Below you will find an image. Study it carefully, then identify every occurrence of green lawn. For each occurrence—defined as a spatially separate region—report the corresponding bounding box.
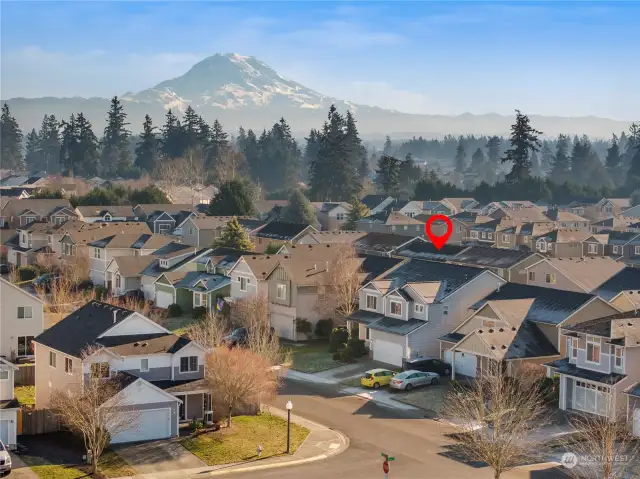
[163,314,198,336]
[15,385,35,408]
[21,450,134,479]
[181,414,310,466]
[288,342,343,373]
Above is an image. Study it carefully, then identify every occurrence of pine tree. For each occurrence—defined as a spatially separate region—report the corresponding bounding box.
[345,110,368,185]
[196,115,211,150]
[454,137,466,173]
[549,134,571,183]
[343,197,370,230]
[214,217,254,251]
[530,150,541,177]
[605,134,624,187]
[236,127,247,152]
[161,109,185,159]
[25,129,41,171]
[207,119,229,168]
[74,113,100,177]
[303,128,322,182]
[209,179,255,216]
[59,114,77,176]
[486,136,501,166]
[470,148,485,172]
[134,115,160,173]
[1,103,25,171]
[626,123,640,187]
[502,110,542,182]
[38,114,61,173]
[243,129,261,181]
[375,155,401,195]
[101,96,132,176]
[282,189,316,225]
[182,106,200,150]
[399,153,420,191]
[383,136,393,155]
[540,141,553,176]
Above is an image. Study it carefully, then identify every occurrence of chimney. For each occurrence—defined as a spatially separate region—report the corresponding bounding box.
[113,310,117,324]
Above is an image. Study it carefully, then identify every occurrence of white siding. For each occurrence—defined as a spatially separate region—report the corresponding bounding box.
[99,313,166,337]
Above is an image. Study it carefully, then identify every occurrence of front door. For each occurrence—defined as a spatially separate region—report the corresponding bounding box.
[204,393,213,424]
[175,394,186,421]
[16,253,22,268]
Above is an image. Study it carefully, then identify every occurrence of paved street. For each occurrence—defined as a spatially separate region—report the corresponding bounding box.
[230,378,569,479]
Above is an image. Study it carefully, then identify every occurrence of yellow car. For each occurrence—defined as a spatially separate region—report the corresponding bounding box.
[361,368,396,389]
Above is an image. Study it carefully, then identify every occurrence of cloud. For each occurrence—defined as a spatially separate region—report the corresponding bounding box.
[332,81,436,114]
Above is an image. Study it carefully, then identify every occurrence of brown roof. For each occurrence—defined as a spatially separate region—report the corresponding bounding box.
[76,206,136,217]
[111,256,156,277]
[253,200,288,214]
[241,255,281,279]
[136,204,197,214]
[372,280,393,294]
[25,219,89,235]
[296,231,367,244]
[1,198,72,217]
[274,256,365,286]
[488,298,536,327]
[405,282,441,303]
[385,212,424,225]
[190,215,257,230]
[546,257,626,292]
[65,222,151,246]
[545,210,589,223]
[102,334,189,356]
[500,206,549,223]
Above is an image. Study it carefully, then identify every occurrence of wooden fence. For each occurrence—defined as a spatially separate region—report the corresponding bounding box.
[18,409,60,435]
[14,364,35,386]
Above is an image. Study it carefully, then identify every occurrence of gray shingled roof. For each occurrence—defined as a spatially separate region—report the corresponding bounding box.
[173,271,231,292]
[547,358,626,385]
[349,310,426,336]
[596,268,640,301]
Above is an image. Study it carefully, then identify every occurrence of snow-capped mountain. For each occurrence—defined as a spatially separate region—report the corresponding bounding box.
[3,53,634,137]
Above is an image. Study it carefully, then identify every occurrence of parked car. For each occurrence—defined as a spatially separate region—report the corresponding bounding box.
[390,370,440,391]
[0,264,10,275]
[32,273,62,291]
[0,440,11,475]
[361,368,396,389]
[123,289,145,302]
[222,327,248,348]
[402,357,451,376]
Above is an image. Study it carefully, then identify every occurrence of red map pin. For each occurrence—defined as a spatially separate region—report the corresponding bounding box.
[425,214,453,250]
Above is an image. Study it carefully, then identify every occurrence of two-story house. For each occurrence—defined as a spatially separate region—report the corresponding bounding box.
[132,204,198,235]
[0,199,75,229]
[393,200,424,218]
[522,257,625,293]
[356,211,425,237]
[311,202,351,230]
[440,198,479,214]
[603,232,640,262]
[253,221,316,252]
[75,206,139,223]
[591,216,638,233]
[33,301,209,443]
[360,195,395,215]
[347,259,505,366]
[596,267,640,312]
[0,358,19,448]
[440,283,618,379]
[546,310,640,419]
[0,277,44,360]
[417,201,454,217]
[181,216,265,248]
[544,209,591,230]
[532,229,602,257]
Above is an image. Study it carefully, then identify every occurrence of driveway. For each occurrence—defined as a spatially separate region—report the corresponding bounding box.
[8,454,39,479]
[114,437,206,474]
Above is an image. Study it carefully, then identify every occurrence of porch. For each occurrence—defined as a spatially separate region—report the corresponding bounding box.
[151,378,214,424]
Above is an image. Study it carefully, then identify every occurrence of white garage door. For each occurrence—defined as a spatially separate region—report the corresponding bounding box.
[0,420,9,445]
[634,409,640,437]
[110,408,172,444]
[444,350,477,378]
[270,313,295,340]
[373,340,404,367]
[155,290,174,309]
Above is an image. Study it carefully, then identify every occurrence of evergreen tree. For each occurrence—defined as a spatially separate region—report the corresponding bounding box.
[181,106,200,150]
[383,136,393,155]
[343,197,370,230]
[261,118,300,192]
[303,128,322,181]
[605,134,624,187]
[540,141,553,176]
[73,113,100,177]
[129,186,170,204]
[486,136,501,166]
[345,110,368,184]
[207,119,229,168]
[282,189,316,225]
[454,137,466,173]
[38,114,61,173]
[549,134,571,183]
[399,152,420,191]
[530,150,541,177]
[161,109,185,159]
[209,179,255,216]
[134,115,160,173]
[502,110,542,182]
[0,103,25,171]
[101,96,132,176]
[236,127,247,152]
[25,129,41,171]
[375,155,401,195]
[470,148,486,172]
[196,115,211,150]
[59,115,77,176]
[243,129,261,180]
[626,124,640,188]
[214,217,254,251]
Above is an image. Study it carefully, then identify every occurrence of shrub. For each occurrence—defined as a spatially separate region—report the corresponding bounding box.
[94,285,108,300]
[347,338,367,357]
[192,306,207,319]
[295,318,312,334]
[339,344,355,362]
[190,418,204,432]
[332,351,342,360]
[538,376,560,403]
[18,265,38,282]
[329,327,349,352]
[167,303,183,317]
[350,323,359,339]
[314,318,333,339]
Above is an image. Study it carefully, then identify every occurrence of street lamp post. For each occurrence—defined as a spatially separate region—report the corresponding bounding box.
[286,400,293,454]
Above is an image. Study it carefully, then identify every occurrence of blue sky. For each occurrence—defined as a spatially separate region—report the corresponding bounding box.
[1,1,638,119]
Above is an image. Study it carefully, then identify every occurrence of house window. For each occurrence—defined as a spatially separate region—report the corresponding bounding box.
[482,319,497,328]
[21,233,27,244]
[63,243,75,256]
[470,231,478,239]
[18,306,33,319]
[481,232,486,239]
[17,336,34,356]
[487,233,493,240]
[180,356,198,373]
[537,240,547,252]
[91,362,110,378]
[0,370,8,381]
[588,244,597,254]
[614,347,624,369]
[545,273,556,284]
[65,357,73,374]
[566,337,578,359]
[25,216,36,225]
[54,216,66,225]
[605,206,613,213]
[103,214,111,222]
[239,276,249,292]
[49,351,57,368]
[415,303,425,314]
[390,301,402,316]
[94,248,101,259]
[635,246,640,255]
[457,226,463,233]
[443,305,449,315]
[115,275,121,288]
[276,283,287,300]
[613,245,620,254]
[189,227,194,235]
[141,358,149,372]
[391,226,396,232]
[502,234,510,242]
[336,213,345,221]
[528,271,536,281]
[403,225,408,231]
[586,335,601,363]
[194,293,208,307]
[366,294,378,311]
[160,259,169,268]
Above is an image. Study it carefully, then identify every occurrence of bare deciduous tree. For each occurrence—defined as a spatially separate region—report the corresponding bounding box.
[60,248,90,283]
[153,151,208,202]
[561,399,638,479]
[183,311,231,349]
[35,251,59,273]
[49,347,140,474]
[212,149,247,185]
[443,362,550,479]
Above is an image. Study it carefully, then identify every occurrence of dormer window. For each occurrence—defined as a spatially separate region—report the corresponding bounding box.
[160,259,169,268]
[366,294,378,311]
[103,214,111,221]
[390,300,402,316]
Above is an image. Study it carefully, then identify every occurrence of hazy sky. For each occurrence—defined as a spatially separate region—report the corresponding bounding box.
[1,1,638,120]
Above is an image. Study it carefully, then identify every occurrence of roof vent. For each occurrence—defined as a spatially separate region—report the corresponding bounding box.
[141,342,148,347]
[511,326,517,331]
[501,345,507,349]
[478,329,483,334]
[133,342,140,347]
[113,310,117,324]
[488,328,494,333]
[499,328,504,332]
[491,346,496,350]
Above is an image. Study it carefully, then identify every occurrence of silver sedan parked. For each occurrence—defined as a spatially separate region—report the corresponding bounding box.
[389,369,440,391]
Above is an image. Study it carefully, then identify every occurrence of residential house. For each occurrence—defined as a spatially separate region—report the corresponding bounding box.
[0,199,76,229]
[544,209,591,230]
[440,283,618,379]
[0,358,19,448]
[105,256,157,296]
[87,231,170,286]
[75,206,139,223]
[0,277,44,360]
[603,231,640,262]
[430,211,493,245]
[253,221,316,252]
[591,216,638,233]
[440,198,479,214]
[590,198,631,220]
[522,257,626,293]
[195,247,259,277]
[532,229,604,257]
[393,200,423,218]
[132,204,197,235]
[296,230,367,246]
[625,383,640,436]
[181,216,264,248]
[347,259,505,366]
[354,233,426,257]
[253,200,289,221]
[546,310,639,419]
[596,268,640,312]
[619,204,640,218]
[480,201,539,217]
[33,301,209,442]
[360,195,395,214]
[356,210,424,237]
[155,271,230,313]
[418,201,453,216]
[311,202,351,230]
[0,229,16,258]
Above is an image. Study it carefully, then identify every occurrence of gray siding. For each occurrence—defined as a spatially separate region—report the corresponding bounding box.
[173,364,205,380]
[186,394,204,421]
[121,367,172,381]
[407,323,432,359]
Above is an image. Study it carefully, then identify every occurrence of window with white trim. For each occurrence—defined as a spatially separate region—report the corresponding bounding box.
[115,275,121,288]
[502,234,510,242]
[613,245,620,254]
[481,232,487,239]
[586,335,601,363]
[614,346,624,369]
[49,351,57,368]
[414,303,424,314]
[545,273,556,284]
[180,356,198,372]
[91,362,110,378]
[566,337,578,360]
[0,370,8,380]
[18,306,33,319]
[588,244,597,254]
[537,239,547,252]
[94,248,101,259]
[194,292,208,307]
[141,358,149,372]
[390,300,402,316]
[65,357,73,374]
[366,294,378,311]
[276,283,287,300]
[528,271,535,281]
[239,276,249,292]
[470,231,478,239]
[18,336,34,356]
[635,246,640,255]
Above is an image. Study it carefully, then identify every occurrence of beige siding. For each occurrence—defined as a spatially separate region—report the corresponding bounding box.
[535,322,559,350]
[181,220,199,247]
[34,342,80,408]
[611,293,638,312]
[0,280,44,358]
[456,334,492,356]
[370,329,405,347]
[525,261,585,292]
[509,255,542,284]
[553,242,585,258]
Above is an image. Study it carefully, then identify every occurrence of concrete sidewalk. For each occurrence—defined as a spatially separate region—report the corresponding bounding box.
[111,406,349,479]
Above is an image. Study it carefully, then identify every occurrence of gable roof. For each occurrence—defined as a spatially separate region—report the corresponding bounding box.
[302,231,367,244]
[141,247,211,278]
[96,333,191,356]
[535,229,593,243]
[110,256,156,277]
[75,206,137,218]
[596,268,640,301]
[354,233,424,255]
[174,271,231,292]
[363,210,424,225]
[189,215,261,230]
[88,232,170,250]
[0,276,44,305]
[255,221,315,240]
[544,209,589,222]
[543,257,625,292]
[63,222,152,246]
[253,200,288,214]
[135,204,197,215]
[2,198,72,218]
[360,194,391,209]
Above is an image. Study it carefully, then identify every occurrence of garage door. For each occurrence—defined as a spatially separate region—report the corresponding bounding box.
[110,408,172,444]
[155,290,174,309]
[269,313,295,340]
[444,350,477,378]
[0,420,9,445]
[634,409,640,438]
[373,340,404,367]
